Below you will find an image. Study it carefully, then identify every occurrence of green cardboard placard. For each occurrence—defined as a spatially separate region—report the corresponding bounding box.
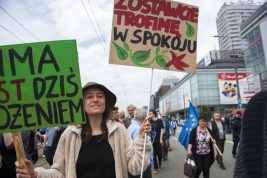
[0,40,85,133]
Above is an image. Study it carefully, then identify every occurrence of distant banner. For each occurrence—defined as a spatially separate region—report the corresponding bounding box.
[0,40,85,133]
[109,0,199,73]
[218,73,254,104]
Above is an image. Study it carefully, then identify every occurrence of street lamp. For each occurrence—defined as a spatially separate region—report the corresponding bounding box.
[213,35,241,103]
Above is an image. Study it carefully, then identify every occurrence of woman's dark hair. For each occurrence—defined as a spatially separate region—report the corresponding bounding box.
[113,106,119,111]
[78,90,112,145]
[149,109,157,115]
[198,115,207,122]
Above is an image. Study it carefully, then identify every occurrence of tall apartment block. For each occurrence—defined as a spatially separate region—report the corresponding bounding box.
[216,0,260,51]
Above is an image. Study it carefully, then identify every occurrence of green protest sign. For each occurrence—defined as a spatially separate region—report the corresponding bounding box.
[0,40,85,133]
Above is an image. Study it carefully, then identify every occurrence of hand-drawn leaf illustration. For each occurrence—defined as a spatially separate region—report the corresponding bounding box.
[162,50,168,54]
[186,22,195,37]
[123,42,130,51]
[156,47,160,55]
[156,56,169,70]
[112,41,128,60]
[133,49,151,63]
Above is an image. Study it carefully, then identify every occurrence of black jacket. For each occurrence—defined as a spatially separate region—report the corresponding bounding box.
[210,121,225,141]
[189,127,215,167]
[231,117,242,137]
[224,117,230,125]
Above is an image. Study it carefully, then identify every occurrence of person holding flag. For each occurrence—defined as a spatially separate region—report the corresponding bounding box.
[178,101,215,178]
[188,115,216,178]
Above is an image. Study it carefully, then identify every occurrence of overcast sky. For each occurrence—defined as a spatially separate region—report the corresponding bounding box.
[0,0,264,112]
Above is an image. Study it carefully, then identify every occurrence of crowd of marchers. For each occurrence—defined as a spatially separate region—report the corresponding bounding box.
[1,82,266,178]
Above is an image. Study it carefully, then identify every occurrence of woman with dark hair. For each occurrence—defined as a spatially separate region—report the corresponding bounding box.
[187,116,216,178]
[15,82,152,178]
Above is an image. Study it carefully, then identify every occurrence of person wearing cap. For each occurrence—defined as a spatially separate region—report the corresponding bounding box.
[15,82,152,178]
[127,108,153,178]
[231,110,242,158]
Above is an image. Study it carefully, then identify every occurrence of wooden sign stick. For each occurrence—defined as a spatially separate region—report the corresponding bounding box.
[205,128,223,156]
[12,132,29,174]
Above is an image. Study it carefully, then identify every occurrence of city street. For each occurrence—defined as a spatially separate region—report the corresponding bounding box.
[34,127,236,177]
[154,128,235,178]
[34,145,50,170]
[1,1,267,177]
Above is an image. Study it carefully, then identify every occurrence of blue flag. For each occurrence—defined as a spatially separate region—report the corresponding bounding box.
[178,101,199,150]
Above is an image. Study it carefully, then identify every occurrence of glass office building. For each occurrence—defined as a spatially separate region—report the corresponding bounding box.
[159,55,251,120]
[241,1,267,92]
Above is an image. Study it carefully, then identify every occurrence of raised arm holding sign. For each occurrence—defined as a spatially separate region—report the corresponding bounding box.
[0,40,84,176]
[108,0,199,176]
[0,40,85,133]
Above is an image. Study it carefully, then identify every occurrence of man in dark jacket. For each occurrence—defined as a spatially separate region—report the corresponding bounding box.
[161,114,172,160]
[125,104,136,128]
[210,112,226,169]
[231,111,242,158]
[150,109,164,174]
[224,116,230,134]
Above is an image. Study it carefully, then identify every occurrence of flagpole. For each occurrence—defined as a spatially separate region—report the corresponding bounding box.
[140,68,154,178]
[205,128,223,156]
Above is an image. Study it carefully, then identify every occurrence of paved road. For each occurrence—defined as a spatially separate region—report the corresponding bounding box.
[34,145,50,169]
[34,128,236,177]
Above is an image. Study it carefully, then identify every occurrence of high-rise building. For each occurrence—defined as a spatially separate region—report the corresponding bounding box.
[216,0,260,51]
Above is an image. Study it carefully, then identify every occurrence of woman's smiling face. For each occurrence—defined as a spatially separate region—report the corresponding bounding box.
[83,87,106,116]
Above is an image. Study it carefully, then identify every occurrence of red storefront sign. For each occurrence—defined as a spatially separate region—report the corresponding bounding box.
[250,38,261,49]
[218,73,246,80]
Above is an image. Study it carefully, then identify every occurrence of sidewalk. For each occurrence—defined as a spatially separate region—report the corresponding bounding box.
[34,143,50,169]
